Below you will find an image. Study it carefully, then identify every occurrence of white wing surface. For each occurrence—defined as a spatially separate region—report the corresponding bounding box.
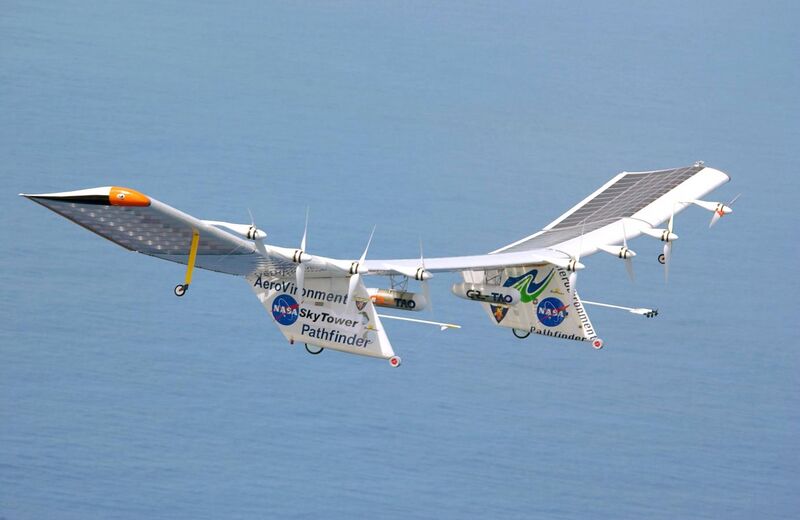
[491,163,729,258]
[24,164,730,280]
[22,186,290,276]
[366,164,730,274]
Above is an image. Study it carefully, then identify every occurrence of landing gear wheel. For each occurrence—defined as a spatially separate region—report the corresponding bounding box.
[657,253,666,265]
[591,338,604,350]
[174,284,187,297]
[305,344,324,355]
[513,328,531,339]
[389,356,402,368]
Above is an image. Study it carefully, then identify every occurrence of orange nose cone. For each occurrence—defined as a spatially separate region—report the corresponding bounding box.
[109,187,151,207]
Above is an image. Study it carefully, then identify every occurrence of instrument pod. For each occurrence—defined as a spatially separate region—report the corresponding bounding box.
[367,288,427,312]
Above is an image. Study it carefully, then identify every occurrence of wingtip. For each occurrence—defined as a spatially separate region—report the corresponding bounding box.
[16,187,150,207]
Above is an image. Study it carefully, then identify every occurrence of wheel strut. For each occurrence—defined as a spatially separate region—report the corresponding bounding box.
[175,229,200,297]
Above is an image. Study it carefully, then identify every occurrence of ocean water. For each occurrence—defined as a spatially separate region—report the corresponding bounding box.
[2,1,798,518]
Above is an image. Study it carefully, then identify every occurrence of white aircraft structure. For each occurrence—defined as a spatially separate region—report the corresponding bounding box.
[22,162,736,367]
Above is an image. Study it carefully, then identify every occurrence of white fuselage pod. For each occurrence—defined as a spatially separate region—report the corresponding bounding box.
[367,288,427,312]
[451,282,520,306]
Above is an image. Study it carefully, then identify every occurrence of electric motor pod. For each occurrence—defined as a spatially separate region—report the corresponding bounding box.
[451,282,520,306]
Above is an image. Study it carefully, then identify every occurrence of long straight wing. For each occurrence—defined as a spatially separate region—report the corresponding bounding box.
[23,164,731,279]
[366,164,730,274]
[22,163,734,364]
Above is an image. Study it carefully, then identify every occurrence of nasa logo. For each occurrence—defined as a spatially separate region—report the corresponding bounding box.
[537,297,569,327]
[272,294,300,326]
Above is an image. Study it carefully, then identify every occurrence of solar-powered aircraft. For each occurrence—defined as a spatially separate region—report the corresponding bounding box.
[22,163,736,367]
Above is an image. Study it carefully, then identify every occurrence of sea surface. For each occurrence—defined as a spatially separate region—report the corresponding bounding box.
[2,1,798,519]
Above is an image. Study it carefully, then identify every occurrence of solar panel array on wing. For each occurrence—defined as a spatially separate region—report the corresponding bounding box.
[31,199,251,256]
[498,165,702,251]
[551,165,701,231]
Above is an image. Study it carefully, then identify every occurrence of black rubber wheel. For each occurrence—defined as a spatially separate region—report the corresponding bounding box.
[174,284,187,297]
[305,344,324,355]
[657,253,666,265]
[512,328,531,339]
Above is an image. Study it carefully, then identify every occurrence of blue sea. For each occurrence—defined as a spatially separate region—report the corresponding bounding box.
[2,1,798,518]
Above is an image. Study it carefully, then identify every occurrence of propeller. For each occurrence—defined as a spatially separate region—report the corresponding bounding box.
[295,209,310,300]
[641,206,679,283]
[622,220,635,282]
[598,220,636,282]
[662,208,675,283]
[567,224,585,293]
[419,239,431,311]
[709,193,740,228]
[248,208,313,299]
[246,208,267,254]
[347,226,376,310]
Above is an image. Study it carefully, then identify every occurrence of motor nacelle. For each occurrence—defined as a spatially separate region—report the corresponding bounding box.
[202,220,267,241]
[451,283,519,306]
[367,288,427,312]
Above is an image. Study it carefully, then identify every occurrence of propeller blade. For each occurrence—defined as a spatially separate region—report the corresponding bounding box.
[667,206,675,234]
[296,263,306,301]
[420,239,431,312]
[360,226,376,264]
[622,220,629,250]
[247,208,267,255]
[625,257,635,283]
[622,220,635,283]
[421,279,431,312]
[347,273,361,309]
[347,226,376,310]
[709,193,740,228]
[569,223,585,294]
[300,208,309,251]
[664,205,676,282]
